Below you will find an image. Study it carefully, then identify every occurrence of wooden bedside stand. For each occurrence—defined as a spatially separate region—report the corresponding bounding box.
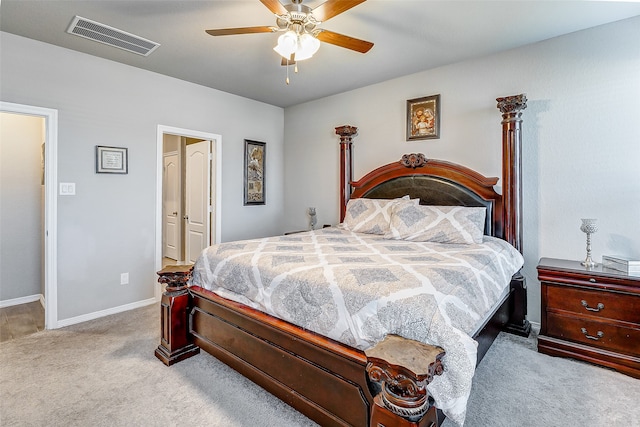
[537,258,640,378]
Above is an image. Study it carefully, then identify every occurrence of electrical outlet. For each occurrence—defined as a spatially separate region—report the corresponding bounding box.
[120,273,129,285]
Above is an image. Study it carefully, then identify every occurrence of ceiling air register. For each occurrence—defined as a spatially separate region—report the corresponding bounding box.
[66,16,160,56]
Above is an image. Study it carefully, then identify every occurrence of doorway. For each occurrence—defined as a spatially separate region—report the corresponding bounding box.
[155,126,221,300]
[0,102,59,329]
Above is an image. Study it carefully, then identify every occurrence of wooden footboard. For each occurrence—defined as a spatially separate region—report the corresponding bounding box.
[155,265,445,427]
[190,285,373,426]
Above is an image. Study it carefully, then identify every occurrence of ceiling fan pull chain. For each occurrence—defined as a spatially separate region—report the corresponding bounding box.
[286,60,290,85]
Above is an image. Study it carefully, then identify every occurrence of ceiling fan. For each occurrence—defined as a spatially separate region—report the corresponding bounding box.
[206,0,373,75]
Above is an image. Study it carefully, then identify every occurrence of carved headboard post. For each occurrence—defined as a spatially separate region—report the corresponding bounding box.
[497,94,527,254]
[335,125,358,222]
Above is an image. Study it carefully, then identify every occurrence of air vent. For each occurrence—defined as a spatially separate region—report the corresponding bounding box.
[66,16,160,56]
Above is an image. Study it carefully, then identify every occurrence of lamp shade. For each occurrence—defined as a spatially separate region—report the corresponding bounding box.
[273,31,298,58]
[295,33,320,61]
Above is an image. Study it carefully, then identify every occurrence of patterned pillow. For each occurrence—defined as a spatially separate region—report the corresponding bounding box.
[385,204,486,244]
[342,197,417,235]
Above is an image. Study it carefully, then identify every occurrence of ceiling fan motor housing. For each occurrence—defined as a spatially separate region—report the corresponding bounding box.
[278,3,318,33]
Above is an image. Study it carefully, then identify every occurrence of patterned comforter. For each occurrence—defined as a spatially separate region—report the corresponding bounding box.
[190,227,524,426]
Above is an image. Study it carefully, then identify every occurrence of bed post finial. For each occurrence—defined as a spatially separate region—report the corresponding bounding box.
[497,94,527,254]
[336,125,358,222]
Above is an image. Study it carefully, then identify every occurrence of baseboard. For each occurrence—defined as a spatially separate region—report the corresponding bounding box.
[529,321,541,334]
[0,294,43,308]
[56,297,157,328]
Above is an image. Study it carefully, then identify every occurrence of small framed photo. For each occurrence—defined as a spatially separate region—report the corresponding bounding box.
[244,140,266,205]
[96,146,128,174]
[406,94,440,141]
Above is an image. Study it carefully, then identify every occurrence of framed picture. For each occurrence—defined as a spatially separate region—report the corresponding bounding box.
[96,146,128,174]
[244,140,266,205]
[406,94,440,141]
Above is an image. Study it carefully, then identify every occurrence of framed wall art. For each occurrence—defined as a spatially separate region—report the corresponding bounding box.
[244,139,266,205]
[96,145,128,174]
[406,94,440,141]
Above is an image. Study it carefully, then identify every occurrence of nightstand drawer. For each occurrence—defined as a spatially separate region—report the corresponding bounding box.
[546,285,640,324]
[546,312,640,356]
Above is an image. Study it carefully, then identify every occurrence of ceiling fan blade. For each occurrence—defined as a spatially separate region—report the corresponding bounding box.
[312,0,367,22]
[205,26,276,36]
[316,30,373,53]
[260,0,288,16]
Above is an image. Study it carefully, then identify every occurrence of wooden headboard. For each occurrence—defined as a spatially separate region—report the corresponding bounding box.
[349,154,502,238]
[335,94,527,252]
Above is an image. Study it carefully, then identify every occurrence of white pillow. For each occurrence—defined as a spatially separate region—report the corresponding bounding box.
[342,196,418,235]
[385,204,486,244]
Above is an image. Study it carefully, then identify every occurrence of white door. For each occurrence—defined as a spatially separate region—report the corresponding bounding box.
[163,153,180,260]
[185,140,211,263]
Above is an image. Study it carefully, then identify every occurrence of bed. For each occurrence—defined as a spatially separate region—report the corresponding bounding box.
[155,94,531,427]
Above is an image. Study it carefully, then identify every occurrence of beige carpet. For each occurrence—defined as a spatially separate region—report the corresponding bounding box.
[0,304,314,427]
[1,303,638,427]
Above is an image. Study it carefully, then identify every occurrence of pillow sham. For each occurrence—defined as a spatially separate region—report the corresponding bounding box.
[342,196,418,235]
[385,204,486,244]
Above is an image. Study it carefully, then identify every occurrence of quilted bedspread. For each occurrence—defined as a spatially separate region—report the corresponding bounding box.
[190,227,524,426]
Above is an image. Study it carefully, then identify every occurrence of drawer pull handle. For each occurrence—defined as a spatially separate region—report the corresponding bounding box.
[581,300,604,312]
[581,328,604,341]
[589,278,596,283]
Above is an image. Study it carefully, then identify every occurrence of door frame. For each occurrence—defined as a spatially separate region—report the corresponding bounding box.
[156,125,221,300]
[1,101,59,329]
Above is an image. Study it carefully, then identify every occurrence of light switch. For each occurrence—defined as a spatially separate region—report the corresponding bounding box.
[59,183,76,195]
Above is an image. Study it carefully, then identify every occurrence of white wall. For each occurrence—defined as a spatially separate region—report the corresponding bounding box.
[283,16,640,324]
[0,32,285,322]
[0,113,45,301]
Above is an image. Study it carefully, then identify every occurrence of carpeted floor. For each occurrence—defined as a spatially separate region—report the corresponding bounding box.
[0,304,638,427]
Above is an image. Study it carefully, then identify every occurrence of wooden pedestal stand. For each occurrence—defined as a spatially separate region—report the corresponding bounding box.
[155,265,200,366]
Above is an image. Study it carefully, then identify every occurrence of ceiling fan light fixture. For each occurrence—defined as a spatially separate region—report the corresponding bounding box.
[274,29,319,61]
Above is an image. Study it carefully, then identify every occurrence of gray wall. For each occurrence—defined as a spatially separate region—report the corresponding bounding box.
[0,113,45,301]
[0,32,285,321]
[283,16,640,324]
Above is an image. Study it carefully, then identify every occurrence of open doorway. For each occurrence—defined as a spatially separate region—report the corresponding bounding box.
[155,126,221,300]
[0,102,59,330]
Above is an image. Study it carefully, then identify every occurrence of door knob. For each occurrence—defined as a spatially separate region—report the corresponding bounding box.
[172,211,178,216]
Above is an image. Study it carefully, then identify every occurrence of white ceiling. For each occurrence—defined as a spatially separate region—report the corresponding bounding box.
[2,1,639,108]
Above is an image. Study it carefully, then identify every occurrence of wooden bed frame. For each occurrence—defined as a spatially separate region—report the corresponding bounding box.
[155,94,531,427]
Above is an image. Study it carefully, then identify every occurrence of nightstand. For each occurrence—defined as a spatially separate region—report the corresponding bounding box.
[537,258,640,378]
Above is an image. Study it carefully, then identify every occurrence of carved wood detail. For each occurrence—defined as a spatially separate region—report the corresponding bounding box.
[366,335,445,422]
[157,265,193,295]
[497,94,527,114]
[400,153,428,168]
